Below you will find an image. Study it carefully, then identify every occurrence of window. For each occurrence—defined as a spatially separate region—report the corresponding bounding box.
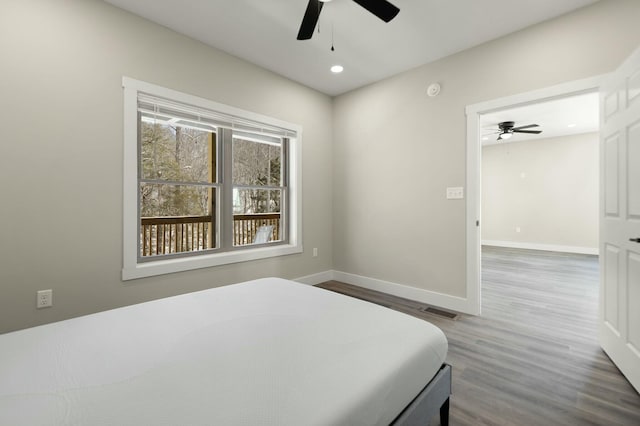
[122,78,302,280]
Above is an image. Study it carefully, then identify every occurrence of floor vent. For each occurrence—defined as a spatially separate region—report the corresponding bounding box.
[420,307,459,320]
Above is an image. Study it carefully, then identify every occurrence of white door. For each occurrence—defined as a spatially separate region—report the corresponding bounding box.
[600,45,640,393]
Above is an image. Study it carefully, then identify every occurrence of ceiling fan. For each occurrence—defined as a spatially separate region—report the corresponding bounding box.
[297,0,400,40]
[491,121,542,141]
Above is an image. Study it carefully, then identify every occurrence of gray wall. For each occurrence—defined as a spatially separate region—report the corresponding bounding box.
[0,0,333,333]
[332,0,640,298]
[3,0,640,333]
[482,133,599,250]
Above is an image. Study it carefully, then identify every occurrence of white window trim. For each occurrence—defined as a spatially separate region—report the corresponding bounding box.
[122,77,303,280]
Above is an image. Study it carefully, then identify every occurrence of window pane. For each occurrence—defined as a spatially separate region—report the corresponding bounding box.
[140,183,216,256]
[232,189,282,247]
[232,137,282,186]
[233,188,281,215]
[140,121,216,183]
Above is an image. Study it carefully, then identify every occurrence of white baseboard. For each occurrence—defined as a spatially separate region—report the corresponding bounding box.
[482,240,599,255]
[332,271,475,315]
[294,270,477,315]
[294,270,334,285]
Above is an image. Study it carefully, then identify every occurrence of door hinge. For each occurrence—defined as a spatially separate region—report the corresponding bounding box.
[476,220,480,227]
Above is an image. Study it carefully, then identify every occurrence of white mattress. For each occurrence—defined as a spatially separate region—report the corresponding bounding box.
[0,278,447,425]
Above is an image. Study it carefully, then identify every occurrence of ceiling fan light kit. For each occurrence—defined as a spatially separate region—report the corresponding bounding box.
[495,121,542,141]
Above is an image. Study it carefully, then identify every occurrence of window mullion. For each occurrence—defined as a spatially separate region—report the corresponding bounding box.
[281,138,289,242]
[221,128,234,249]
[210,131,218,250]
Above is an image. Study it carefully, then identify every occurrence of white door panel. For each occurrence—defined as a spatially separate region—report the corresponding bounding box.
[628,122,640,218]
[628,251,640,354]
[604,89,619,119]
[629,69,640,105]
[603,244,619,332]
[604,134,620,217]
[600,45,640,393]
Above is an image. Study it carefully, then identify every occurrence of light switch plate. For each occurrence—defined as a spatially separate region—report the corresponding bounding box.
[446,187,464,199]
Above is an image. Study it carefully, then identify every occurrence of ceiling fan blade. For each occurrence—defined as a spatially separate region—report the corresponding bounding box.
[512,124,539,131]
[297,0,324,40]
[352,0,400,22]
[513,130,543,134]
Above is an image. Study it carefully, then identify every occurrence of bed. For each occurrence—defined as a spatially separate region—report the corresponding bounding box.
[0,277,450,425]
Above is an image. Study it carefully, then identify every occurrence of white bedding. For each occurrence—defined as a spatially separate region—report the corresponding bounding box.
[0,278,447,425]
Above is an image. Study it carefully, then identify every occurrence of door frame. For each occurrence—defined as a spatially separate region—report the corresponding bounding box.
[464,75,605,315]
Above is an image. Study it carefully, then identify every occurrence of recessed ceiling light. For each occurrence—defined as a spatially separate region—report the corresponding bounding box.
[482,137,489,141]
[567,123,577,128]
[330,65,344,74]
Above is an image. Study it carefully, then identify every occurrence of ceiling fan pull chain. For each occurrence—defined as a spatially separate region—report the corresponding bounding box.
[331,23,335,51]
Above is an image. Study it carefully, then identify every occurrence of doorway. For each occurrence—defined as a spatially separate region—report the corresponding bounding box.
[465,76,604,314]
[480,93,599,257]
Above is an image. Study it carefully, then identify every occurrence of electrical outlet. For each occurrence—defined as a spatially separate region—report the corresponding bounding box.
[313,248,318,257]
[37,289,52,309]
[516,227,521,233]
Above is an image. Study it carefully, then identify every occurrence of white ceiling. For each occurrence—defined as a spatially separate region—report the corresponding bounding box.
[103,0,599,96]
[480,92,600,146]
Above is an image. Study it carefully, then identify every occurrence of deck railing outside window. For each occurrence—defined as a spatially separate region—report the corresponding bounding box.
[232,213,280,246]
[140,213,280,256]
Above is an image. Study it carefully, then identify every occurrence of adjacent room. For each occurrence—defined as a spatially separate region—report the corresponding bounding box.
[481,92,600,256]
[1,0,640,424]
[480,92,601,350]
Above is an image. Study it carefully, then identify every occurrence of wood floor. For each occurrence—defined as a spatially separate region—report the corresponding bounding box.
[317,246,640,426]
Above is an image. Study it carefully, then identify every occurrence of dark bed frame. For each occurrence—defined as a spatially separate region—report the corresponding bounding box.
[391,363,451,426]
